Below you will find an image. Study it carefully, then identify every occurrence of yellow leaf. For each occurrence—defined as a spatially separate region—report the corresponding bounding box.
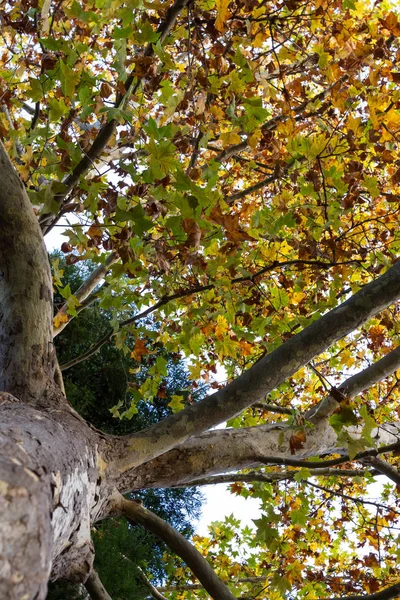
[53,312,69,329]
[215,0,230,32]
[248,129,262,149]
[215,314,229,339]
[168,395,185,413]
[220,131,242,146]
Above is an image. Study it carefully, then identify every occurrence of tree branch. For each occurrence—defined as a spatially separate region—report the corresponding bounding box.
[329,583,400,600]
[135,566,169,600]
[60,258,362,371]
[365,456,400,487]
[84,570,113,600]
[114,495,237,600]
[157,577,268,592]
[211,76,347,166]
[305,344,400,422]
[252,403,294,415]
[173,468,377,488]
[110,260,400,474]
[54,251,118,337]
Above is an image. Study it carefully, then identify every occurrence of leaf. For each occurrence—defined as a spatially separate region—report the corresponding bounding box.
[115,205,153,235]
[253,515,280,543]
[289,429,306,455]
[329,405,358,433]
[130,339,149,362]
[168,395,185,413]
[182,218,202,249]
[220,131,242,146]
[48,97,69,122]
[215,0,230,32]
[53,312,69,329]
[294,468,312,482]
[59,60,80,97]
[359,404,376,446]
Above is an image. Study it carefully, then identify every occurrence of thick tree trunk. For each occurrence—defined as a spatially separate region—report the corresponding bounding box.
[0,144,55,406]
[0,393,111,599]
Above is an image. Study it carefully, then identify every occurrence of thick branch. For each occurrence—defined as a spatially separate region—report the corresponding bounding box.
[0,142,57,404]
[84,570,113,600]
[329,583,400,600]
[111,260,400,473]
[305,345,400,422]
[118,345,400,490]
[53,251,118,337]
[114,495,237,600]
[173,468,375,488]
[366,456,400,487]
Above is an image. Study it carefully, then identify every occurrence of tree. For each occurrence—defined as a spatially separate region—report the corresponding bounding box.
[1,0,400,599]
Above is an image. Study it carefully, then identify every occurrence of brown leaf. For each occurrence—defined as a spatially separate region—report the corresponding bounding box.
[289,430,306,455]
[130,339,149,362]
[182,218,202,249]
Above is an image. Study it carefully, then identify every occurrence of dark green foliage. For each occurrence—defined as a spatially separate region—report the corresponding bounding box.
[47,256,203,599]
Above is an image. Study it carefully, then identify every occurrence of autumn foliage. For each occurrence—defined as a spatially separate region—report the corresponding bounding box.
[2,0,400,597]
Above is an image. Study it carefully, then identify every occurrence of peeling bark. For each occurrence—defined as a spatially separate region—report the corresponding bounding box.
[0,394,109,599]
[0,142,55,405]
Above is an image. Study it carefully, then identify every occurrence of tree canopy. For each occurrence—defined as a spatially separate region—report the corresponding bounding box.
[1,0,400,599]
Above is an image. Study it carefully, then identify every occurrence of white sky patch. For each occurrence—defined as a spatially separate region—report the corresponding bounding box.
[196,484,261,536]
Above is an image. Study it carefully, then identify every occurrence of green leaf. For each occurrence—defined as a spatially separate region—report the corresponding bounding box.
[115,205,153,235]
[59,60,80,97]
[168,395,185,413]
[253,515,280,544]
[329,406,358,433]
[294,467,312,482]
[48,97,69,122]
[359,405,376,446]
[146,139,177,180]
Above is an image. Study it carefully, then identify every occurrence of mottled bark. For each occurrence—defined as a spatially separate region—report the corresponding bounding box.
[0,394,110,599]
[111,342,400,491]
[0,142,55,405]
[119,419,400,490]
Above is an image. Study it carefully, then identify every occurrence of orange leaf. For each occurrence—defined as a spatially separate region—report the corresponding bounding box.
[130,339,149,362]
[289,430,306,455]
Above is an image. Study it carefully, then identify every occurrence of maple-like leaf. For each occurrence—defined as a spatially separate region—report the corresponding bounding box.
[130,339,149,362]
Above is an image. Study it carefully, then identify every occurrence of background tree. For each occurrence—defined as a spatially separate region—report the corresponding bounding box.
[48,257,203,599]
[1,1,400,600]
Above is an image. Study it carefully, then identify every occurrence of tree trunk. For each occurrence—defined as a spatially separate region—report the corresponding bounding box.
[0,393,112,598]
